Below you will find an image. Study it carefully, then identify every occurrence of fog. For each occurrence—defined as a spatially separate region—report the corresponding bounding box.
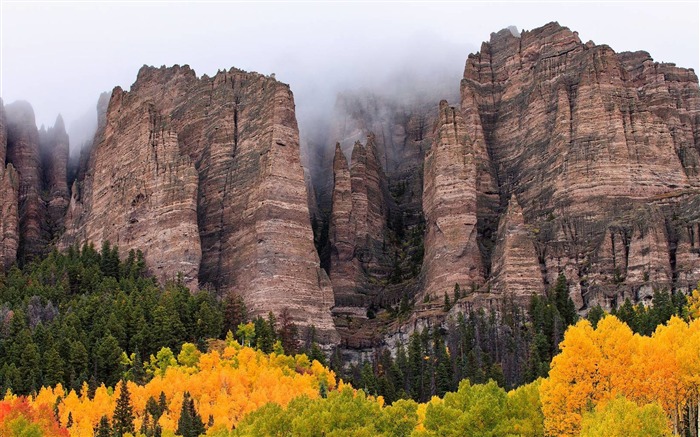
[2,2,698,160]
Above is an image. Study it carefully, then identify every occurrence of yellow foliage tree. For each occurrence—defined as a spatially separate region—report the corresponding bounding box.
[22,342,336,437]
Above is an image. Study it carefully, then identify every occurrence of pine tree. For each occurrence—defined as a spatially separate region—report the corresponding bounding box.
[95,415,111,437]
[140,412,151,437]
[554,273,578,326]
[278,308,299,355]
[587,304,606,329]
[43,346,65,388]
[176,392,205,437]
[113,379,135,436]
[158,391,168,415]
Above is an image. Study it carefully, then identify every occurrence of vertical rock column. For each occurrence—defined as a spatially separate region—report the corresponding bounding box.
[490,194,545,301]
[5,101,45,264]
[0,101,20,270]
[421,100,484,299]
[329,143,357,303]
[39,115,70,239]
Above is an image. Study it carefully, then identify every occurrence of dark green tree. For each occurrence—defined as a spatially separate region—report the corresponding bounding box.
[553,273,578,326]
[112,379,135,437]
[587,304,606,329]
[95,415,111,437]
[176,391,205,437]
[43,346,65,387]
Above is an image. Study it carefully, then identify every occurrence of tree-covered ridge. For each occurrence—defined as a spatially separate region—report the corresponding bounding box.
[0,242,225,394]
[339,274,688,406]
[8,313,700,436]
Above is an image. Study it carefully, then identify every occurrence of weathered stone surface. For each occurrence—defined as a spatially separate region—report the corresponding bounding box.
[329,143,355,302]
[490,194,544,301]
[0,164,19,271]
[459,22,700,309]
[61,91,201,287]
[329,136,394,308]
[62,65,338,342]
[5,101,45,263]
[39,115,70,239]
[0,101,20,271]
[421,100,484,300]
[0,99,5,167]
[323,94,435,316]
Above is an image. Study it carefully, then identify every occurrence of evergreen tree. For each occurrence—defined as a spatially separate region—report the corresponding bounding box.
[222,293,247,335]
[587,304,606,329]
[112,379,135,436]
[43,346,64,388]
[95,415,111,437]
[158,391,168,415]
[278,308,299,355]
[129,348,146,384]
[176,391,205,437]
[553,273,578,326]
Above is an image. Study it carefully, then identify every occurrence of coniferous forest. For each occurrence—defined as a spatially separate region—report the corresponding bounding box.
[1,244,698,436]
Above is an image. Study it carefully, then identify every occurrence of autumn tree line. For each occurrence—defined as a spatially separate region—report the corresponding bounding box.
[340,274,688,405]
[0,243,698,436]
[0,242,319,397]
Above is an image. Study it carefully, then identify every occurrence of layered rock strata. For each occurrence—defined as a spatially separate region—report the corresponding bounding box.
[489,194,544,302]
[5,101,45,263]
[61,65,338,342]
[328,137,394,309]
[0,101,20,270]
[459,22,700,309]
[39,115,70,239]
[421,100,484,300]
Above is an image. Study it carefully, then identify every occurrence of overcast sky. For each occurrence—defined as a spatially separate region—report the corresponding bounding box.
[1,1,698,148]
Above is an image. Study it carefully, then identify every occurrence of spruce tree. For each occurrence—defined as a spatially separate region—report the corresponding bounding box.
[176,391,205,437]
[95,415,111,437]
[113,379,135,436]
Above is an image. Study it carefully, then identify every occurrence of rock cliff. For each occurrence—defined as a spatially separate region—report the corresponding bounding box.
[489,194,544,302]
[0,101,20,270]
[39,115,70,240]
[328,137,394,310]
[421,100,484,300]
[5,101,45,264]
[61,65,338,342]
[459,22,700,309]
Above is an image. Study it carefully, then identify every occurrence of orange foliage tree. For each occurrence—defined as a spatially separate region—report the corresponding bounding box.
[541,315,700,436]
[16,339,335,437]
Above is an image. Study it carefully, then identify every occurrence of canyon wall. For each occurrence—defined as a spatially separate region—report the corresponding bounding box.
[60,65,338,342]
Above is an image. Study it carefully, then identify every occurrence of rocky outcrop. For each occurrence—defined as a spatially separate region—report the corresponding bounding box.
[0,101,20,270]
[61,91,201,287]
[421,101,484,300]
[39,115,70,239]
[329,136,395,309]
[61,65,338,343]
[0,164,19,271]
[0,99,5,167]
[5,101,45,264]
[329,143,355,302]
[459,22,700,309]
[490,194,544,301]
